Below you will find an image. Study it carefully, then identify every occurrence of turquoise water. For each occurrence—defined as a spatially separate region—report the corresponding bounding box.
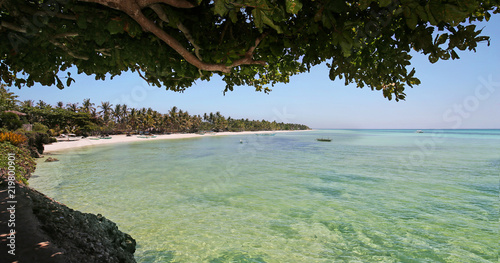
[31,130,499,262]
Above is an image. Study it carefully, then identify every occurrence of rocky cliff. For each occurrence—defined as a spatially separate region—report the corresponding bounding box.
[0,181,136,263]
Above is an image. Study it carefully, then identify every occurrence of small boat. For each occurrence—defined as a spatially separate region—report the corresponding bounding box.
[137,135,157,139]
[316,138,332,142]
[89,137,100,140]
[57,134,81,141]
[415,130,424,133]
[100,136,112,139]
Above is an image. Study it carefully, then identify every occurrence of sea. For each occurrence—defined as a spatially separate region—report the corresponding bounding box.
[31,129,499,263]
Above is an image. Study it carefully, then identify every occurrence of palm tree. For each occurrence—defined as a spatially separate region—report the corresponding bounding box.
[82,98,95,114]
[121,104,128,124]
[128,108,138,132]
[36,100,49,109]
[56,101,65,109]
[113,104,122,124]
[20,100,34,110]
[168,106,179,133]
[99,101,113,123]
[66,103,79,112]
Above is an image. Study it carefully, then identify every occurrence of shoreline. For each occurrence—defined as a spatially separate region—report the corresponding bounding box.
[43,130,309,153]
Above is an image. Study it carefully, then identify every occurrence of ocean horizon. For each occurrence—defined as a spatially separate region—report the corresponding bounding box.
[31,129,499,262]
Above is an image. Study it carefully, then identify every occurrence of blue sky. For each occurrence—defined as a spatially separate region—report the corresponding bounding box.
[11,16,500,129]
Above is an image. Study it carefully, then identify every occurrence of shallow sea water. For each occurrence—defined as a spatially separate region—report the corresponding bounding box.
[31,130,499,262]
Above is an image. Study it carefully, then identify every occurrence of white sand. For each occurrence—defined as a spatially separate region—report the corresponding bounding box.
[43,130,305,153]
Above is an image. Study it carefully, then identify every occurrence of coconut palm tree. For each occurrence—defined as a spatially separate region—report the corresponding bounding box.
[128,108,138,132]
[56,101,65,109]
[66,103,79,112]
[99,101,113,123]
[121,104,128,123]
[113,104,122,123]
[168,106,180,133]
[82,98,95,114]
[36,100,49,109]
[20,100,34,110]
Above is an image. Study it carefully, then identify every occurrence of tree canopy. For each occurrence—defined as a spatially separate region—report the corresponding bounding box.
[1,0,498,100]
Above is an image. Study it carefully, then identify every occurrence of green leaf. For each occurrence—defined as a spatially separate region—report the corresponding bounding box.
[55,76,64,90]
[286,0,303,14]
[450,50,460,59]
[359,0,374,10]
[214,0,228,16]
[339,40,352,57]
[252,9,263,28]
[428,54,439,63]
[229,9,238,23]
[261,11,283,33]
[94,31,108,46]
[66,76,75,86]
[379,0,392,8]
[405,12,418,29]
[443,4,468,26]
[76,15,87,29]
[435,34,448,45]
[106,20,124,35]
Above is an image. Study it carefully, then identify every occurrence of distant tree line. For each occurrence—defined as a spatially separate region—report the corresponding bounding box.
[1,86,310,137]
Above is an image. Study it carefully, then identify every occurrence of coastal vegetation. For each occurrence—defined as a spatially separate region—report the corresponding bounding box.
[1,1,498,101]
[0,137,35,184]
[2,88,309,138]
[1,84,309,160]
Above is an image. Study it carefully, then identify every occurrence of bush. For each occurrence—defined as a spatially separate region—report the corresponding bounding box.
[33,122,49,133]
[0,112,22,130]
[24,132,52,157]
[0,142,36,184]
[0,132,27,146]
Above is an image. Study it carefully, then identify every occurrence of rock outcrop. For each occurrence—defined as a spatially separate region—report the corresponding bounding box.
[0,181,136,263]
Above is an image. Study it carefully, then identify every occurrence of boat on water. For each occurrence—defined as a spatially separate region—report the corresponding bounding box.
[316,138,332,142]
[415,130,424,133]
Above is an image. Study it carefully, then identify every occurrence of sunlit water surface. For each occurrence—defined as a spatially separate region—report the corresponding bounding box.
[31,130,499,262]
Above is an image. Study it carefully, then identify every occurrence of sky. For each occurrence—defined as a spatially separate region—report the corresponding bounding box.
[10,16,500,129]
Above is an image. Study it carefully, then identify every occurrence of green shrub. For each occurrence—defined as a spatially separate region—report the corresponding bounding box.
[0,112,22,130]
[33,122,49,133]
[24,132,52,157]
[0,142,36,184]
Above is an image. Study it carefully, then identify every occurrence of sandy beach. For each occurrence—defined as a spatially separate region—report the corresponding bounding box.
[43,130,304,153]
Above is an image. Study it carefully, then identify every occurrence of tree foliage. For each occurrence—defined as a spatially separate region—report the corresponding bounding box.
[1,0,498,100]
[16,98,309,134]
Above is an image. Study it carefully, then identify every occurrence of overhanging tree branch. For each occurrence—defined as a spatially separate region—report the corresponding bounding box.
[78,0,267,73]
[136,0,196,8]
[149,3,203,61]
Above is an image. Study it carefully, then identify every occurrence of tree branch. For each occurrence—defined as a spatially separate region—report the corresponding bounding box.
[22,6,78,21]
[0,21,27,33]
[78,0,267,73]
[136,0,196,9]
[53,32,80,38]
[49,40,89,60]
[149,4,203,61]
[131,9,231,72]
[230,33,267,68]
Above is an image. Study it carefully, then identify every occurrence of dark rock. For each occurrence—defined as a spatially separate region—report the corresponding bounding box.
[45,157,59,162]
[18,184,137,263]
